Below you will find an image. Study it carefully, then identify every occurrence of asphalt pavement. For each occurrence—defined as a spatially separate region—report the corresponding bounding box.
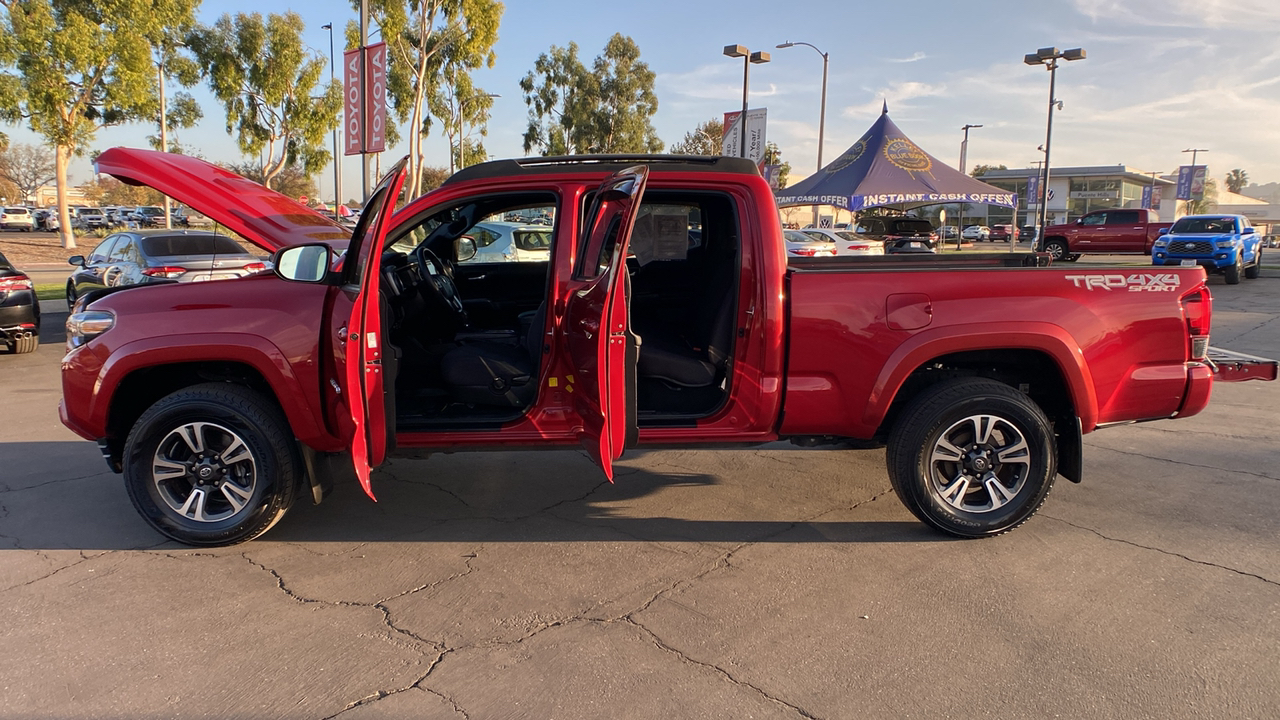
[2,264,1278,719]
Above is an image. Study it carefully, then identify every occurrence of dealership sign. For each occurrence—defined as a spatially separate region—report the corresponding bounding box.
[722,108,767,167]
[1176,165,1207,201]
[343,42,388,156]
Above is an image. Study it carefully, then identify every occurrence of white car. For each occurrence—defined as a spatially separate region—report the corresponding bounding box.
[463,221,553,263]
[800,227,885,257]
[784,230,835,258]
[1,207,35,232]
[961,225,990,241]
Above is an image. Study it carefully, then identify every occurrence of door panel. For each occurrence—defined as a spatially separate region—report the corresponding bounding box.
[564,166,649,479]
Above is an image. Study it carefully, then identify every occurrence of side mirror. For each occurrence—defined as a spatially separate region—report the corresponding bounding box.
[1242,226,1256,234]
[455,235,477,262]
[1075,218,1084,225]
[273,244,333,283]
[1157,227,1169,236]
[68,255,85,267]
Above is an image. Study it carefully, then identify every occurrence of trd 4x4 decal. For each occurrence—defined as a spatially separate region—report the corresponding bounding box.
[1065,273,1182,292]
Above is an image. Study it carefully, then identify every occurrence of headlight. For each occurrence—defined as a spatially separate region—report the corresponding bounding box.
[1153,240,1167,248]
[1216,240,1236,248]
[66,310,115,350]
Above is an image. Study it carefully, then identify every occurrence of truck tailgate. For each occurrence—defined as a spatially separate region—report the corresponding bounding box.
[1208,346,1279,382]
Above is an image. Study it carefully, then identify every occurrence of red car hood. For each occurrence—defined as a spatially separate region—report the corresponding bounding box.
[94,147,350,253]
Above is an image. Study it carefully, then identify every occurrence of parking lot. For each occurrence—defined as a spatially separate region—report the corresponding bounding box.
[2,259,1279,719]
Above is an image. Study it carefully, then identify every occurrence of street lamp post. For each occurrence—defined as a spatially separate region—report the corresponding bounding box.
[457,92,500,172]
[777,41,827,226]
[322,23,342,209]
[1024,46,1086,252]
[723,45,770,161]
[959,123,982,175]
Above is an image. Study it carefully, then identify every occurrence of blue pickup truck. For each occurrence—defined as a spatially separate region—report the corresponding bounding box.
[1152,214,1264,285]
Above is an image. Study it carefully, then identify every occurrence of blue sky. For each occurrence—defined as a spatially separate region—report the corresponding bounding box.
[11,0,1280,202]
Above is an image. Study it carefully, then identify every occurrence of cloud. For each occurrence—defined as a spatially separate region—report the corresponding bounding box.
[888,52,927,64]
[1073,0,1280,30]
[840,81,948,119]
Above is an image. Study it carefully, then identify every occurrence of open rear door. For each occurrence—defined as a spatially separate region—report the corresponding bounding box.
[345,159,408,499]
[564,166,649,480]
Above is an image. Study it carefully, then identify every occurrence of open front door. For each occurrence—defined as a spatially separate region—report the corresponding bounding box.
[344,159,408,499]
[564,166,649,480]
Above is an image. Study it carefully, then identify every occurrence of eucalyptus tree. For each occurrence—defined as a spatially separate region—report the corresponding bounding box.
[668,117,724,155]
[188,11,342,190]
[351,0,503,198]
[0,0,201,248]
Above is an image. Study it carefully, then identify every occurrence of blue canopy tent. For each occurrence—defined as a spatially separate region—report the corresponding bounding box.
[776,104,1017,213]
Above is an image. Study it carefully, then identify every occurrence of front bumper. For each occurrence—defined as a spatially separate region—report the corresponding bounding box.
[1152,249,1235,269]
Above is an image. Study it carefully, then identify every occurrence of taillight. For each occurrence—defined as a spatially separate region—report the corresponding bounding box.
[846,244,872,251]
[1180,285,1211,360]
[243,262,266,272]
[792,247,819,256]
[0,274,33,292]
[142,266,187,278]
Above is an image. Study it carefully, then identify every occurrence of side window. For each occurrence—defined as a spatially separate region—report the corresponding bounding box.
[107,238,132,263]
[1109,210,1139,224]
[471,227,499,248]
[89,236,119,264]
[1082,213,1107,226]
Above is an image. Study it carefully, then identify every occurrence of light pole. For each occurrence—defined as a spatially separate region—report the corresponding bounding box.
[1024,46,1086,251]
[959,123,982,175]
[457,92,500,172]
[723,45,770,161]
[322,23,342,209]
[777,41,827,226]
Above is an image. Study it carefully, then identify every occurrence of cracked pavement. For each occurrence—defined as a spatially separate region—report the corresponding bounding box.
[3,271,1280,719]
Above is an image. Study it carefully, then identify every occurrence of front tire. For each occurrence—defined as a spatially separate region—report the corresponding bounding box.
[1225,253,1242,284]
[123,383,300,546]
[886,378,1057,538]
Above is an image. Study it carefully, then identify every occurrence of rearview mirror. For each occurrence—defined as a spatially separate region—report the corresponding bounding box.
[455,236,477,262]
[273,244,333,283]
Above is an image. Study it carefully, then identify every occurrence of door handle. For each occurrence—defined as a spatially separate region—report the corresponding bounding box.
[337,326,348,341]
[469,274,486,280]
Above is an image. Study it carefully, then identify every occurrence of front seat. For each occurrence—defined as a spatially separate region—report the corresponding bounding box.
[439,303,545,408]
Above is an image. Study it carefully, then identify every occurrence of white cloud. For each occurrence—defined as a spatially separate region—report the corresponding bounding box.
[888,52,927,64]
[1073,0,1280,30]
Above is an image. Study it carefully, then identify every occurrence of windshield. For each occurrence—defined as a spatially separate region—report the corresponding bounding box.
[892,220,934,234]
[1171,217,1237,234]
[785,230,820,243]
[141,235,247,256]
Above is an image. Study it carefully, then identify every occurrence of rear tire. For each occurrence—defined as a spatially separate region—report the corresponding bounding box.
[1045,239,1068,261]
[1225,254,1242,284]
[886,378,1057,538]
[123,383,300,546]
[1245,250,1262,279]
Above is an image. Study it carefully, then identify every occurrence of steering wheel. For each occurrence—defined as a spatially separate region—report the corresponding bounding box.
[414,247,468,325]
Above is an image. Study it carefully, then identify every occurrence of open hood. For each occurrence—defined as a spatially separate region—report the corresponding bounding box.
[93,148,351,253]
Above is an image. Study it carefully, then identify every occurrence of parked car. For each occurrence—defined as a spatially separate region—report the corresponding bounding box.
[66,230,267,307]
[131,206,167,227]
[1041,208,1171,261]
[1265,234,1279,249]
[76,208,108,230]
[961,225,990,241]
[989,225,1019,242]
[1151,214,1264,285]
[1020,225,1038,244]
[799,227,883,257]
[460,221,554,263]
[34,209,59,231]
[937,225,959,239]
[63,148,1277,547]
[1,206,35,232]
[0,249,40,353]
[853,216,937,253]
[783,230,836,258]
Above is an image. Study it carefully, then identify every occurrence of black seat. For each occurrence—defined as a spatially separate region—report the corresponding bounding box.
[439,303,545,407]
[636,264,735,387]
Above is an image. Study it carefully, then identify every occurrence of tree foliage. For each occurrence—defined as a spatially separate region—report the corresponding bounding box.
[0,0,201,248]
[668,117,724,155]
[188,12,342,191]
[521,34,662,156]
[1184,178,1219,215]
[1225,168,1249,194]
[763,141,791,188]
[0,142,54,201]
[970,164,1007,177]
[353,0,503,198]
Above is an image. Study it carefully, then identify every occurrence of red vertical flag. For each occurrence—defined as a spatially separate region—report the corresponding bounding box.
[363,42,387,153]
[343,48,363,156]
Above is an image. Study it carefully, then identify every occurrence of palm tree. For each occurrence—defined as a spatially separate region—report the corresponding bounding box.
[1225,168,1249,194]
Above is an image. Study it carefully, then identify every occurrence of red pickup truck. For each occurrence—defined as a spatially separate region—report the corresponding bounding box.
[61,149,1275,547]
[1041,208,1172,261]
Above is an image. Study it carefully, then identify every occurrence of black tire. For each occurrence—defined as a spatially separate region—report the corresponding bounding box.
[12,332,37,354]
[1245,249,1261,279]
[66,282,77,311]
[1225,254,1242,284]
[123,383,300,546]
[886,378,1057,538]
[1044,239,1068,261]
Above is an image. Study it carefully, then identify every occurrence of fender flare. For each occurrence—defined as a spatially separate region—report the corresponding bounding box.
[862,322,1099,434]
[92,333,343,452]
